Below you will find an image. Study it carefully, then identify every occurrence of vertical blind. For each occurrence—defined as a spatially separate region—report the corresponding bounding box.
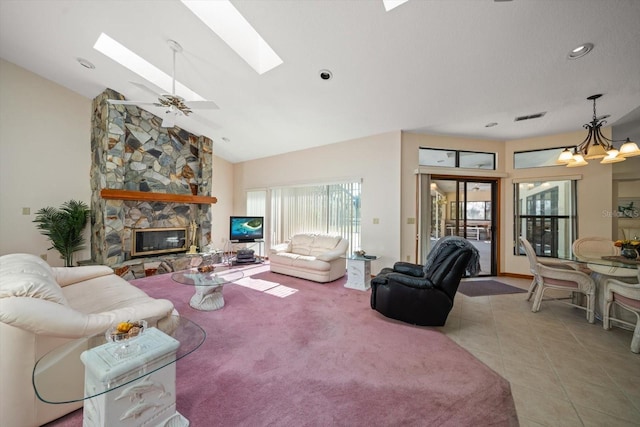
[268,182,361,253]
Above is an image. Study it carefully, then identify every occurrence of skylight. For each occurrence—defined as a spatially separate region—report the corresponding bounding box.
[93,33,205,101]
[383,0,410,11]
[180,0,283,75]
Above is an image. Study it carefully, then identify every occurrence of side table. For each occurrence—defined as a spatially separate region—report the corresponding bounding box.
[345,255,377,291]
[80,328,186,427]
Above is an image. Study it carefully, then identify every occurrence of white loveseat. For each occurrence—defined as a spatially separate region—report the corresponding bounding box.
[269,233,348,283]
[0,253,175,427]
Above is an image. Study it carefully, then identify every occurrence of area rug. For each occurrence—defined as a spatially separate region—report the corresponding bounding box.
[458,279,527,297]
[46,271,518,427]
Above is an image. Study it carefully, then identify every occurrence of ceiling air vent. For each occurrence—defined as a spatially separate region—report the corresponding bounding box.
[514,112,547,122]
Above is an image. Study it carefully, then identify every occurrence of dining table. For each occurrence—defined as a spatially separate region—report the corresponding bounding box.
[558,253,639,328]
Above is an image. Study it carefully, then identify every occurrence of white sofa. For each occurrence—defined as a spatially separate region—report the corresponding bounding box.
[0,253,175,427]
[269,233,348,283]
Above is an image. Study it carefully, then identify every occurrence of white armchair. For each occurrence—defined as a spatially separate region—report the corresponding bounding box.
[0,253,175,427]
[603,270,640,353]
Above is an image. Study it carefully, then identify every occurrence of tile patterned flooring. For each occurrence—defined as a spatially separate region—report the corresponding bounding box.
[446,277,640,426]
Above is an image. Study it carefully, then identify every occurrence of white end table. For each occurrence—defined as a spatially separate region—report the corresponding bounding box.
[345,255,377,291]
[80,328,187,427]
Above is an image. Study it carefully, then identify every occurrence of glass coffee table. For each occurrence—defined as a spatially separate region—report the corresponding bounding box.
[33,316,205,405]
[172,265,244,311]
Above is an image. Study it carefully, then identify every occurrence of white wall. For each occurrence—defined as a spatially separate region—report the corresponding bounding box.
[233,131,402,273]
[0,59,92,266]
[210,155,234,250]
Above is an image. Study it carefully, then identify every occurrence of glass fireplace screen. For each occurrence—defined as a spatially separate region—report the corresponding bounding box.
[132,227,188,257]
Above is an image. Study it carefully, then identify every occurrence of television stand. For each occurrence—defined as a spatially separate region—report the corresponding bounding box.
[224,240,264,265]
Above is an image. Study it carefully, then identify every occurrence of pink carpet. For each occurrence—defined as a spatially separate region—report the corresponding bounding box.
[47,268,518,426]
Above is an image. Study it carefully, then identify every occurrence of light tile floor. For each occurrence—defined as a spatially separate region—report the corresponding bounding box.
[445,277,640,426]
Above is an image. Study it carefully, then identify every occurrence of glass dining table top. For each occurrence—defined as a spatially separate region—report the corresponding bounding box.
[559,254,639,269]
[33,315,205,404]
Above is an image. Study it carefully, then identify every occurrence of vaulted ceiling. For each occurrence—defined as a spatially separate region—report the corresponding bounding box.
[1,0,639,163]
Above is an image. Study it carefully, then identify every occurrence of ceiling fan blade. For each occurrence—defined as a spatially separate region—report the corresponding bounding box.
[187,100,219,110]
[108,99,156,106]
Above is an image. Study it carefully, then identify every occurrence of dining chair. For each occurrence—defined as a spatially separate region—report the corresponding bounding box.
[603,270,640,353]
[519,236,576,301]
[532,262,596,323]
[571,236,638,277]
[572,236,618,259]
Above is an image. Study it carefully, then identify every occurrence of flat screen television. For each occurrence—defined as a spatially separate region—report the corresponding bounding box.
[229,216,264,242]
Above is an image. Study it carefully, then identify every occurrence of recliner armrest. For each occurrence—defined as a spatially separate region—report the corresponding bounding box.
[385,272,435,289]
[392,262,424,277]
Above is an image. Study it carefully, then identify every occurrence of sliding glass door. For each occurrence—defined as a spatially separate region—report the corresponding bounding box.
[425,176,497,276]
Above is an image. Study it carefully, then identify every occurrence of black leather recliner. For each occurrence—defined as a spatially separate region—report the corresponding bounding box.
[370,236,480,326]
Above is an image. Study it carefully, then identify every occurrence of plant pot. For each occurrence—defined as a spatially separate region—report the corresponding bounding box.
[621,248,638,259]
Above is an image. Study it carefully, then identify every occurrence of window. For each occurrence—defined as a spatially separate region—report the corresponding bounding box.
[450,201,491,220]
[419,148,495,170]
[513,147,566,169]
[514,180,576,258]
[270,181,361,253]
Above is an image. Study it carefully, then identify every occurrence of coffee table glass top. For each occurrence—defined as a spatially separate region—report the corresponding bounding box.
[172,265,244,286]
[33,315,205,404]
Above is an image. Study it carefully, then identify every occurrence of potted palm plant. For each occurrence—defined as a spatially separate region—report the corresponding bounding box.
[33,200,90,267]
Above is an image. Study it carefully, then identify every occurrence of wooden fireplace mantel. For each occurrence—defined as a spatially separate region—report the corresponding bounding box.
[100,189,217,204]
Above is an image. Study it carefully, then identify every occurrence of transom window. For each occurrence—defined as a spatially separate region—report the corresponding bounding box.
[419,148,495,170]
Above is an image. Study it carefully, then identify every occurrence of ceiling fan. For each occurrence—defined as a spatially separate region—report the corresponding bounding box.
[108,40,218,128]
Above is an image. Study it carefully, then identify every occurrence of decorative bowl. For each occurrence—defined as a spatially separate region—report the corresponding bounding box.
[106,319,147,343]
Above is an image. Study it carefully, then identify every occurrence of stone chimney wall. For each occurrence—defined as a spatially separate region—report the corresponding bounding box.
[90,88,213,266]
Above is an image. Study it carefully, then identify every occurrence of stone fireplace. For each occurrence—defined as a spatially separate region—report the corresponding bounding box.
[90,88,216,267]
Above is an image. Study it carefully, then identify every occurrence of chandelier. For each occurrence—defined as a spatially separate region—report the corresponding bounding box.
[556,94,640,167]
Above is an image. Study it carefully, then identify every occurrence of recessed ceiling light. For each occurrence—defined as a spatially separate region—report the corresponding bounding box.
[93,33,205,101]
[180,0,283,75]
[76,58,95,69]
[485,122,498,128]
[567,43,594,59]
[319,69,333,81]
